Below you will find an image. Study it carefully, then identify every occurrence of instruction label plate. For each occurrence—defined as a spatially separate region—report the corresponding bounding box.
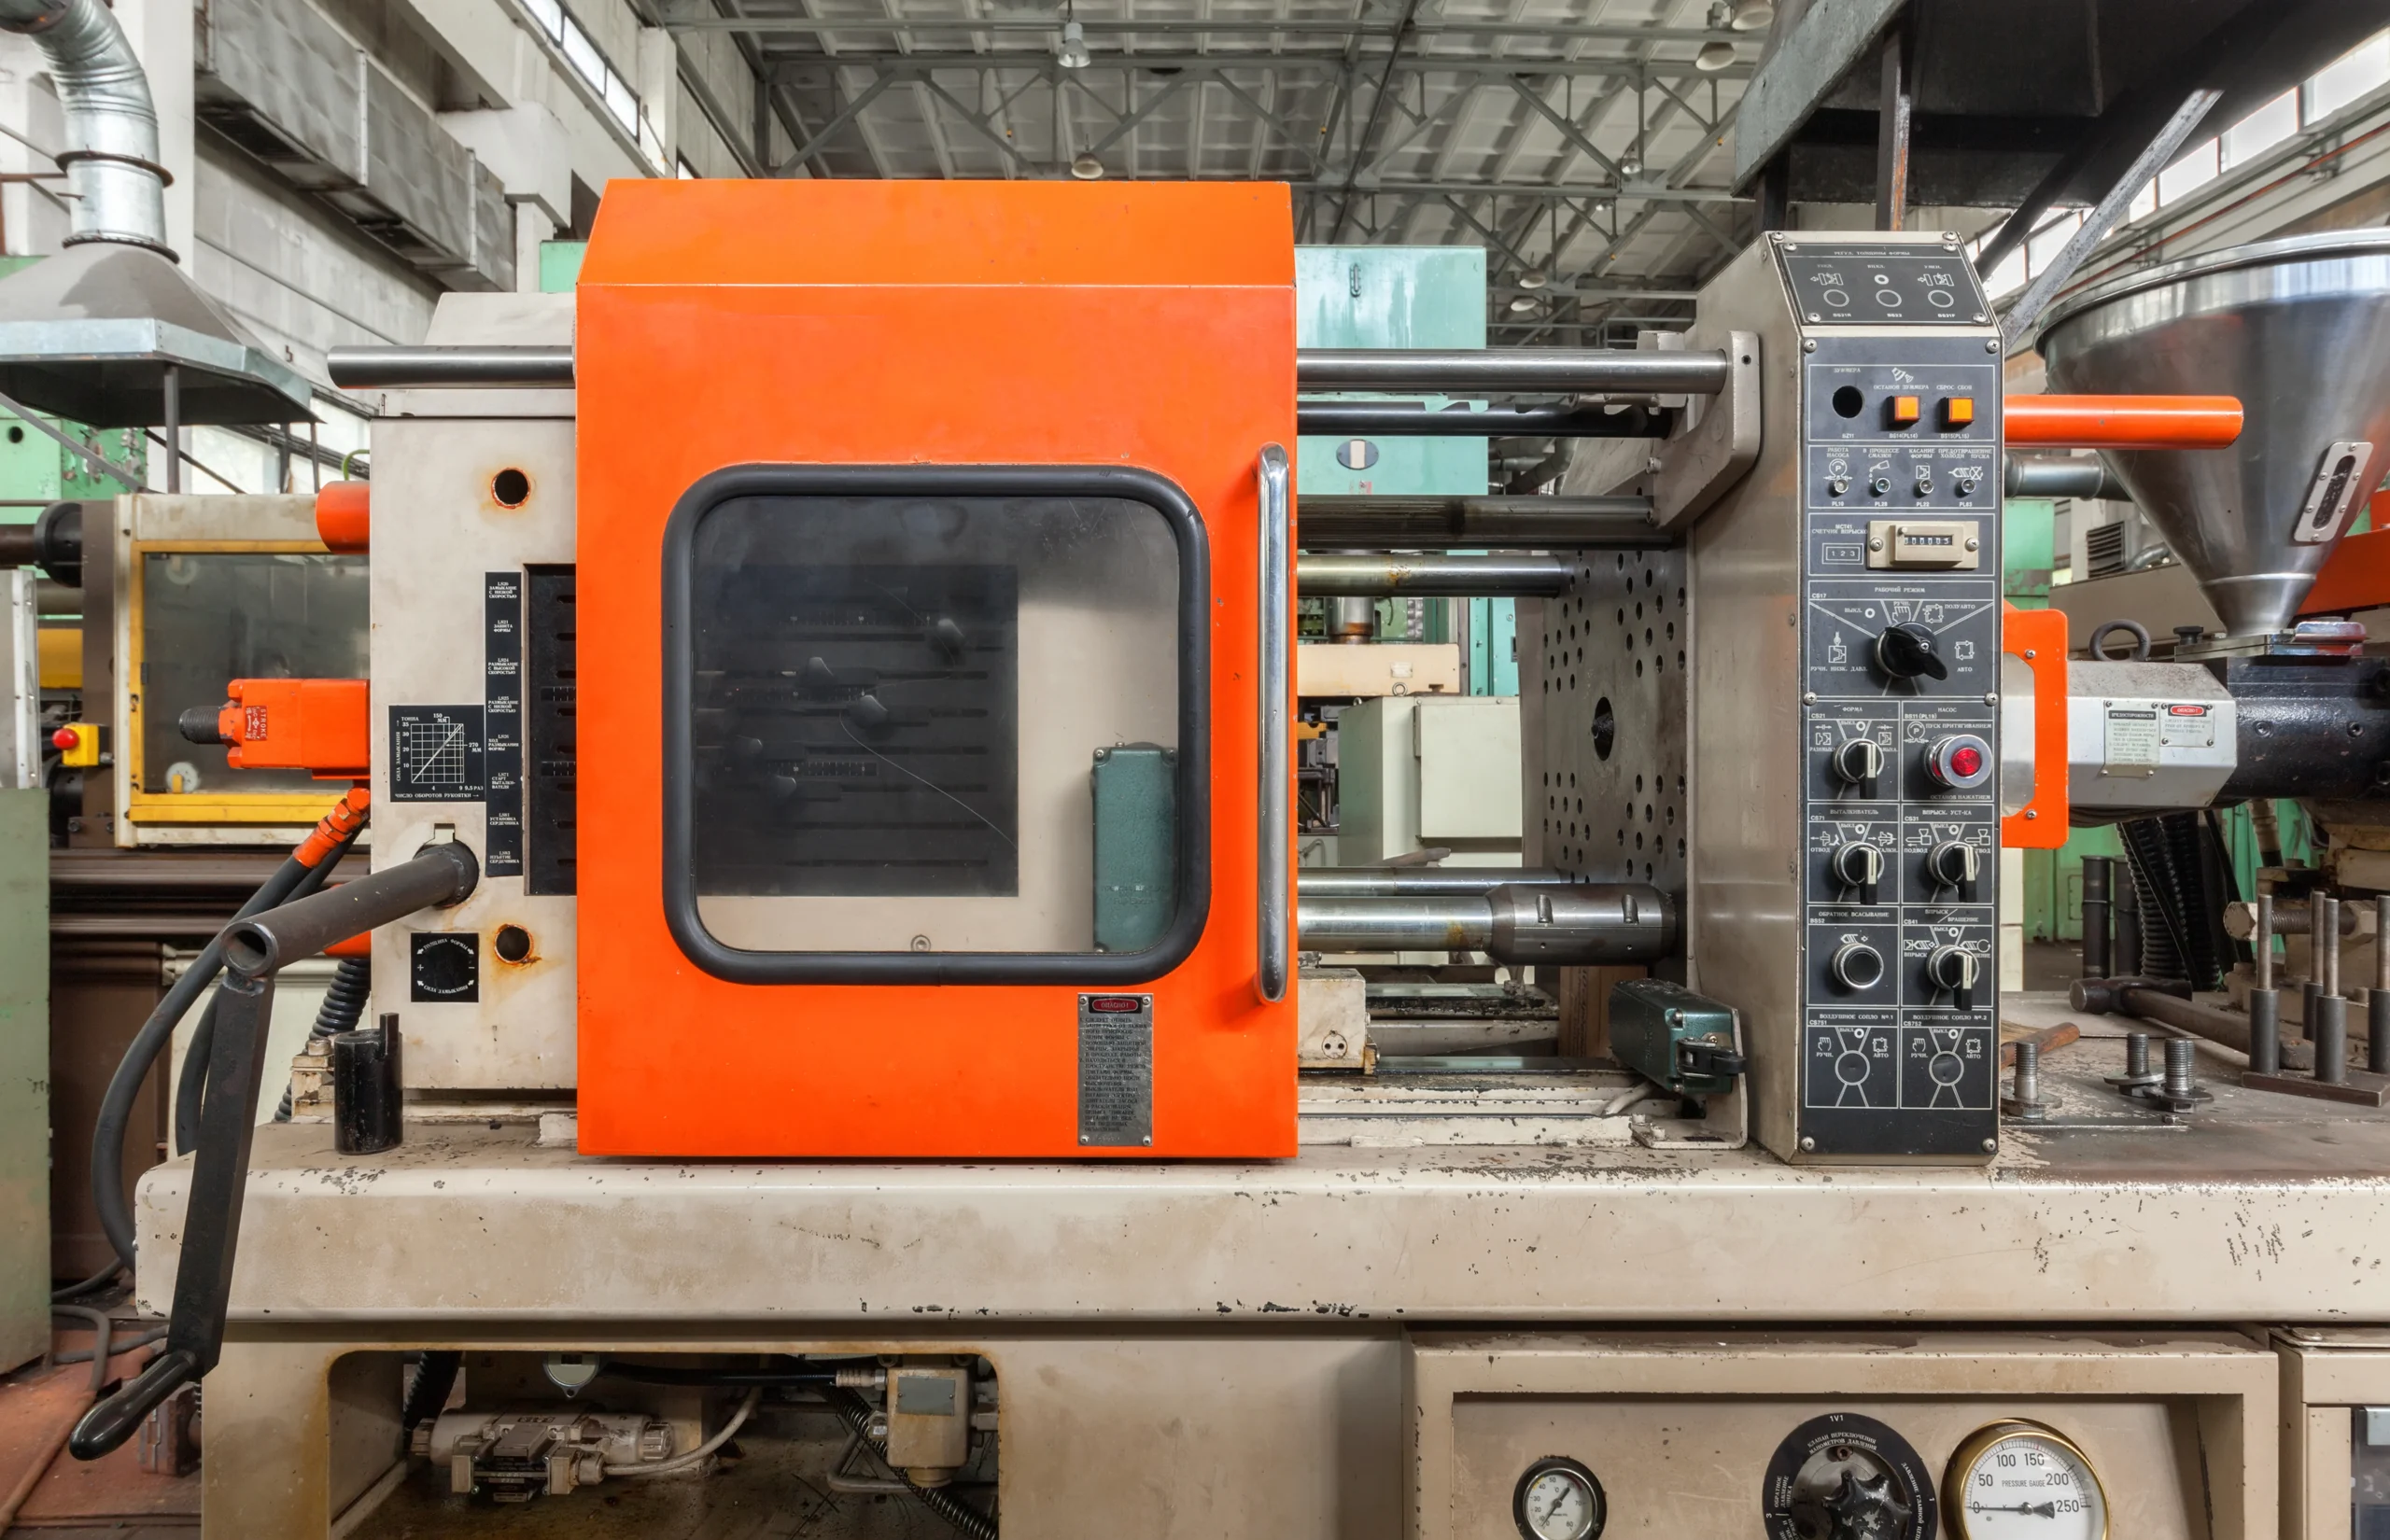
[387,705,486,802]
[1077,993,1153,1147]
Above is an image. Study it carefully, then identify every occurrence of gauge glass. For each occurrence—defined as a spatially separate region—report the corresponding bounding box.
[1518,1463,1600,1540]
[1950,1423,2106,1540]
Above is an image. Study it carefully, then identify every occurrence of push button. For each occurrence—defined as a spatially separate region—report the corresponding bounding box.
[1887,395,1921,428]
[1941,396,1975,428]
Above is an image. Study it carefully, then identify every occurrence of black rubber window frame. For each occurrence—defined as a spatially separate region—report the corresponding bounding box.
[661,463,1212,985]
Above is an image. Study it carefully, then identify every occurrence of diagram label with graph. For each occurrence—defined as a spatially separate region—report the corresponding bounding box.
[388,705,487,803]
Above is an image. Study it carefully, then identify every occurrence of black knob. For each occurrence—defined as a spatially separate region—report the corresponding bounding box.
[1823,1469,1913,1540]
[1832,737,1884,793]
[1830,941,1885,992]
[1830,842,1884,903]
[1873,623,1947,681]
[1927,945,1981,1011]
[1926,839,1980,901]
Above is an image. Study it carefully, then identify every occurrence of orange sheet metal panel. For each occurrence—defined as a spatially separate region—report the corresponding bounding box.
[2003,394,2242,450]
[1998,606,2067,849]
[574,180,1298,1157]
[2302,490,2390,616]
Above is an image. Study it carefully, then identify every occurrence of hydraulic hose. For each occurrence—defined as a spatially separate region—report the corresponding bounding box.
[823,1385,997,1540]
[89,789,368,1270]
[173,833,359,1155]
[272,953,372,1122]
[603,1388,761,1477]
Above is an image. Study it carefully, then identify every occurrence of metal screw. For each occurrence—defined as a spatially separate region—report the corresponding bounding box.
[1867,537,1884,551]
[1986,339,2001,353]
[1981,1138,1998,1154]
[2107,1029,2161,1091]
[2023,649,2036,659]
[1804,337,1819,351]
[1799,1136,1816,1152]
[1984,692,2000,706]
[1802,691,1818,705]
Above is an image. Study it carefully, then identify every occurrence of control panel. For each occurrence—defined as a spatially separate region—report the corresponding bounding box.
[1782,241,2002,1160]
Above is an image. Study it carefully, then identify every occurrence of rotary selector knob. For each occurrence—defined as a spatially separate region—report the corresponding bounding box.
[1830,842,1886,903]
[1832,737,1885,792]
[1926,945,1982,1011]
[1830,940,1885,992]
[1822,1469,1915,1540]
[1923,733,1993,791]
[1925,839,1981,899]
[1872,623,1947,681]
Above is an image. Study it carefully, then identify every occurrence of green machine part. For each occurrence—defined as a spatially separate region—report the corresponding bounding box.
[1294,245,1514,689]
[1607,976,1746,1099]
[1092,745,1175,953]
[0,789,47,1371]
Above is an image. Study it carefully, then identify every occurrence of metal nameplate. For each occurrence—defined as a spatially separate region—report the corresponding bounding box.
[1077,993,1153,1148]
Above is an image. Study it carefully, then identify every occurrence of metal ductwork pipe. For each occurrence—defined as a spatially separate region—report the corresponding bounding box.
[1296,553,1573,597]
[0,0,169,253]
[1296,883,1675,967]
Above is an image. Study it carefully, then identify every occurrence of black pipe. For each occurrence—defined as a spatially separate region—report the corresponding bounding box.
[222,845,479,975]
[2003,457,2130,501]
[1297,401,1670,439]
[1296,495,1666,551]
[176,838,358,1155]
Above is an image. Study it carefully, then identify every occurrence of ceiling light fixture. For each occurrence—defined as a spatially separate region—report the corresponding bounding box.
[1519,267,1549,289]
[1056,16,1091,67]
[1508,295,1539,314]
[1694,39,1736,70]
[1728,0,1774,30]
[1071,151,1104,179]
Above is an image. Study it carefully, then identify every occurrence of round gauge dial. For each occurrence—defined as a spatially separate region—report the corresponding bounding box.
[1944,1421,2107,1540]
[1512,1456,1606,1540]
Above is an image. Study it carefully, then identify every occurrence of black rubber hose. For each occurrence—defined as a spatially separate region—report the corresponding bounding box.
[50,1262,121,1302]
[823,1385,996,1540]
[273,953,372,1122]
[90,849,320,1269]
[173,831,360,1155]
[401,1351,462,1431]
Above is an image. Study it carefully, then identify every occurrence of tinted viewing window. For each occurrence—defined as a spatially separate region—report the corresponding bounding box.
[682,489,1195,962]
[140,552,369,794]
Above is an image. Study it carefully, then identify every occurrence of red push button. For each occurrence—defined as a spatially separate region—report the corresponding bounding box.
[1925,733,1994,791]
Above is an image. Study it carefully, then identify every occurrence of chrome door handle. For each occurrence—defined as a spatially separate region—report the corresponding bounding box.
[1256,443,1290,1003]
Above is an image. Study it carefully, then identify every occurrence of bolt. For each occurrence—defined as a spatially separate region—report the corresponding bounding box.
[2162,1038,2195,1099]
[2014,1041,2041,1102]
[2124,1032,2153,1081]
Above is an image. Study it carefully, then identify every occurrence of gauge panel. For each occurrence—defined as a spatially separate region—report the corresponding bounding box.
[1513,1456,1606,1540]
[1944,1421,2108,1540]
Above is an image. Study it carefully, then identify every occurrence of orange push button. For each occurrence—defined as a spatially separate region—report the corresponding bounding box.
[1888,395,1921,428]
[1942,396,1976,428]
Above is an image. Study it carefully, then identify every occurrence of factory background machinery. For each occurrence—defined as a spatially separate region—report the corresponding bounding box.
[20,0,2390,1537]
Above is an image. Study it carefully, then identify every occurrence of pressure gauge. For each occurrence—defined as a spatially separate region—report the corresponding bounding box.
[1944,1421,2107,1540]
[1512,1456,1606,1540]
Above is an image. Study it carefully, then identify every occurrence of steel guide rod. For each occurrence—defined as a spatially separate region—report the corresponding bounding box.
[1296,553,1573,596]
[328,344,1736,397]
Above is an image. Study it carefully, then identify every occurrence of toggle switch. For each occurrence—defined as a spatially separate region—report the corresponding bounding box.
[1831,840,1886,904]
[1926,945,1981,1011]
[1833,736,1885,796]
[1926,839,1982,901]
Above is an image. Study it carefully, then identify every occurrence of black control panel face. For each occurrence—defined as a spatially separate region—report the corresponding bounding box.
[1778,240,1989,327]
[1792,328,2002,1160]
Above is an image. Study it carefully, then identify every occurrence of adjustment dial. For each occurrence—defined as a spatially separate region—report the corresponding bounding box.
[1925,839,1982,900]
[1830,841,1886,903]
[1832,736,1885,792]
[1926,945,1982,1011]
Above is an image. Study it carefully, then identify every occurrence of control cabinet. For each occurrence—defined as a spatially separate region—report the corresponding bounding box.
[1675,231,2005,1165]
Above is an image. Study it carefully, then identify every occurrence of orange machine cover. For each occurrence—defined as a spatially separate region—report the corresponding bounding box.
[574,180,1298,1157]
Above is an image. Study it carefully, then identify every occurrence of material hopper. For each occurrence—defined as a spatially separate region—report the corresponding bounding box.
[2036,231,2390,637]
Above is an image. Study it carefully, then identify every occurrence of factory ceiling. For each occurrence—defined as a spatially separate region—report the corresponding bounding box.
[661,0,1756,339]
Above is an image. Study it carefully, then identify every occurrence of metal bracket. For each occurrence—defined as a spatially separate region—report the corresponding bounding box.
[1651,329,1761,530]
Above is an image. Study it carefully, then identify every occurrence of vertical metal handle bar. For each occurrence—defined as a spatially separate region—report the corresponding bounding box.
[1256,444,1291,1004]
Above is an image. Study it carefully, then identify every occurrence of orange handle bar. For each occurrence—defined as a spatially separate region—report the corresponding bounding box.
[2003,395,2242,450]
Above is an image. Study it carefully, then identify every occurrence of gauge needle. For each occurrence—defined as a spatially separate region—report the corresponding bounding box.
[1969,1503,2059,1518]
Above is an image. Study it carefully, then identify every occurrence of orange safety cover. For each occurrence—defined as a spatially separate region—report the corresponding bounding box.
[218,678,370,779]
[573,180,1298,1157]
[1999,607,2067,848]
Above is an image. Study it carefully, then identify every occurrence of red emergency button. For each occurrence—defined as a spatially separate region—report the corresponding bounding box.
[50,725,78,749]
[1888,395,1921,428]
[1925,733,1994,791]
[1941,396,1976,428]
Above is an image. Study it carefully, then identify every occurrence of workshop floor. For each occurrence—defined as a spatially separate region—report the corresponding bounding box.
[0,1300,198,1535]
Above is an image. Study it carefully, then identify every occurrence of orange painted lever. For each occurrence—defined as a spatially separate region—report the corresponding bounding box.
[2003,394,2242,450]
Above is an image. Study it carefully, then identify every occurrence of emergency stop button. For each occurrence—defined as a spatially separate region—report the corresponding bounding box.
[1941,396,1976,428]
[1924,733,1993,791]
[1887,395,1921,428]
